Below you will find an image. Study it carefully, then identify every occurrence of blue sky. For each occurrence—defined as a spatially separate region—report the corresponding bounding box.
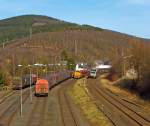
[0,0,150,38]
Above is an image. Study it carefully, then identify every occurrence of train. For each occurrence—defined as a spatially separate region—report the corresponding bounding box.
[72,70,90,79]
[44,70,72,89]
[35,70,72,96]
[72,71,83,79]
[72,63,90,79]
[13,70,72,90]
[12,74,37,90]
[35,79,49,96]
[88,68,100,79]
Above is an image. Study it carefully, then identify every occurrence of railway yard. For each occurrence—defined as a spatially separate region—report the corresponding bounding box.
[0,5,149,126]
[0,75,149,126]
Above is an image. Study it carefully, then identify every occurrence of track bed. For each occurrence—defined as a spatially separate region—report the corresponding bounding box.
[1,79,89,126]
[86,78,150,126]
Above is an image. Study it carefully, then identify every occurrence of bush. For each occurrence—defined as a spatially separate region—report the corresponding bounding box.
[119,79,137,91]
[67,58,75,70]
[106,68,119,81]
[137,71,150,99]
[3,72,13,86]
[0,72,4,86]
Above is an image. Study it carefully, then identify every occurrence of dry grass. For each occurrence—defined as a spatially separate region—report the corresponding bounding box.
[0,89,12,99]
[98,75,150,113]
[69,78,112,126]
[99,74,137,99]
[100,78,137,100]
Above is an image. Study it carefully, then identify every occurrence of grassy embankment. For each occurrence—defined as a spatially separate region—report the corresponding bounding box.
[69,78,112,126]
[99,74,139,101]
[99,74,150,111]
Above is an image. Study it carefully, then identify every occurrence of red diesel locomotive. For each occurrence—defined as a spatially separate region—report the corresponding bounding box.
[35,79,49,96]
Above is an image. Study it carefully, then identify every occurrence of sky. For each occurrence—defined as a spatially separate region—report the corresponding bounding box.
[0,0,150,38]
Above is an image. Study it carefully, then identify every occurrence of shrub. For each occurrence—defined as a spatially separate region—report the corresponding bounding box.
[0,72,4,86]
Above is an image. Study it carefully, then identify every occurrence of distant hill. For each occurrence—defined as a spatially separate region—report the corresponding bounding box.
[0,15,149,71]
[0,15,149,64]
[0,15,102,43]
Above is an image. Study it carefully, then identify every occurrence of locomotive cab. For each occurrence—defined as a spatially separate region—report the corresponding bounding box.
[35,79,49,97]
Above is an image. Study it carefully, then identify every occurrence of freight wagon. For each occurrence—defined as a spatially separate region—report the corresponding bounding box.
[72,70,90,79]
[44,70,71,89]
[12,74,37,90]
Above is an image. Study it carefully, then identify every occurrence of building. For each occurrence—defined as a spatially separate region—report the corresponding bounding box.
[95,60,112,71]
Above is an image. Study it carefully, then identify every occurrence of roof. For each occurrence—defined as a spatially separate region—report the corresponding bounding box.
[36,79,48,84]
[96,65,112,69]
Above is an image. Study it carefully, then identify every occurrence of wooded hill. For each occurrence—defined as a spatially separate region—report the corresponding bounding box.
[0,15,102,43]
[0,15,149,71]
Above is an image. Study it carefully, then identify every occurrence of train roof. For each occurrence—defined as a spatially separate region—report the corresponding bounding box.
[36,79,48,84]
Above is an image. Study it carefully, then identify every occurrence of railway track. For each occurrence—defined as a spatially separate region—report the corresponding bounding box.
[121,98,143,108]
[94,86,150,126]
[25,97,48,126]
[87,79,150,126]
[99,85,150,121]
[84,86,116,126]
[0,89,30,126]
[0,91,17,104]
[105,88,144,109]
[58,88,79,126]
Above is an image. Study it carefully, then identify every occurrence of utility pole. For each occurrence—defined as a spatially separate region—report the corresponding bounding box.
[53,56,56,84]
[29,27,32,39]
[123,55,133,76]
[45,66,48,77]
[123,60,126,76]
[2,43,5,49]
[36,67,38,78]
[75,40,77,55]
[12,54,16,77]
[121,49,124,77]
[18,64,23,117]
[21,70,23,117]
[28,65,32,103]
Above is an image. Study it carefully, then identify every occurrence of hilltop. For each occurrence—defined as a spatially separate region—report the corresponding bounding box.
[0,15,102,43]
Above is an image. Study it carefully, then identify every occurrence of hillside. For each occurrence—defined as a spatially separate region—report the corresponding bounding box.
[0,15,149,63]
[0,15,149,66]
[0,28,149,69]
[0,15,102,43]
